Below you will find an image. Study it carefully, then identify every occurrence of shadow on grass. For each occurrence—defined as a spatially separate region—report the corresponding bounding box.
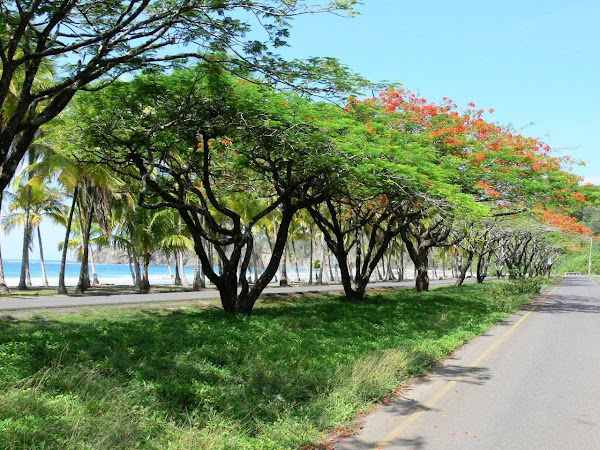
[0,283,541,447]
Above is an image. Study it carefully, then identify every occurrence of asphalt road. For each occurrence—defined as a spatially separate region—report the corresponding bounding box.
[336,276,600,449]
[0,277,465,312]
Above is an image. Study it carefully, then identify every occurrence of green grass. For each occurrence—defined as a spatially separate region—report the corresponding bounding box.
[0,278,554,449]
[554,245,600,275]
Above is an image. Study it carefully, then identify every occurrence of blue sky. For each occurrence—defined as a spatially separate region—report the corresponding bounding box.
[280,0,599,178]
[2,0,599,261]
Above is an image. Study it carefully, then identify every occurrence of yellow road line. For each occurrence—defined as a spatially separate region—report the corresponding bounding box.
[373,284,560,449]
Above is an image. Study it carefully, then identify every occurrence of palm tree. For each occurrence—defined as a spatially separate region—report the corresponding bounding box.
[3,183,62,288]
[0,48,55,291]
[109,204,182,294]
[27,146,123,293]
[157,210,195,289]
[27,148,80,293]
[13,148,39,289]
[0,192,9,292]
[1,53,55,289]
[57,216,107,285]
[99,194,139,288]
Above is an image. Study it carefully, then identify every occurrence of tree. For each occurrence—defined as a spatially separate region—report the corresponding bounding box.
[574,205,600,235]
[129,206,175,293]
[156,209,195,290]
[27,142,123,293]
[72,173,122,293]
[454,220,502,286]
[375,88,591,289]
[0,0,359,192]
[64,68,343,313]
[309,96,485,297]
[3,182,61,287]
[12,140,51,289]
[0,191,8,291]
[400,212,464,292]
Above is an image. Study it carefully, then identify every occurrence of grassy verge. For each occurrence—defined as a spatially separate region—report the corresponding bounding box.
[554,244,600,275]
[0,278,555,449]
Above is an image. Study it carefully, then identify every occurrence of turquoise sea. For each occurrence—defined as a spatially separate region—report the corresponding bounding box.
[1,260,192,287]
[0,260,320,287]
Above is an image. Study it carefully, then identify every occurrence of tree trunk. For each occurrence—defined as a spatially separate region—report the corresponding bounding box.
[327,249,335,282]
[127,248,136,286]
[317,233,325,284]
[401,229,430,292]
[336,251,365,301]
[323,223,399,301]
[58,186,78,294]
[89,244,99,284]
[398,240,405,281]
[17,185,32,290]
[496,266,503,279]
[415,255,430,292]
[207,241,213,278]
[455,250,474,287]
[250,247,260,284]
[279,242,288,286]
[442,250,446,278]
[132,249,142,290]
[166,254,175,283]
[25,263,31,287]
[192,208,295,314]
[291,240,301,282]
[217,272,239,313]
[0,193,8,292]
[264,225,277,282]
[217,254,224,277]
[0,243,10,292]
[386,241,395,280]
[193,254,205,290]
[0,242,8,292]
[453,254,459,278]
[37,226,49,287]
[179,252,190,287]
[140,252,151,294]
[375,263,383,281]
[308,228,314,285]
[354,227,362,283]
[174,256,182,285]
[200,252,207,287]
[477,252,491,283]
[75,204,94,293]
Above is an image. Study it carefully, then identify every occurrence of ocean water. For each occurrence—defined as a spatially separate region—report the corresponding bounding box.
[1,260,189,287]
[1,259,423,288]
[0,260,320,287]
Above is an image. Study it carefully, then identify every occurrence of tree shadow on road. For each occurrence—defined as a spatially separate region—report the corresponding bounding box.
[522,296,600,315]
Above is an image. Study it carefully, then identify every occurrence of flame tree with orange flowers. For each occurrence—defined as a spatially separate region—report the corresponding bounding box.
[373,88,592,291]
[306,96,483,299]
